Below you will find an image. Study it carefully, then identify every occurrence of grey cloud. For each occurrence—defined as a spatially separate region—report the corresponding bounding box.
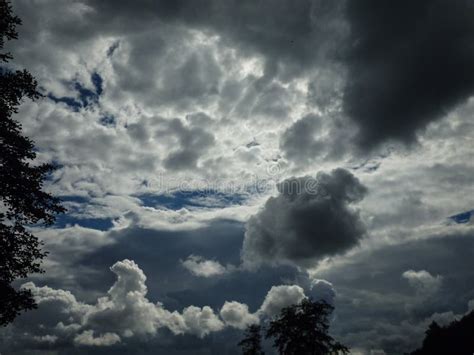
[343,0,474,149]
[155,118,215,171]
[367,191,440,232]
[185,112,214,127]
[280,114,326,163]
[83,0,345,76]
[319,230,474,354]
[242,168,368,268]
[33,334,59,345]
[309,279,336,304]
[307,68,344,112]
[9,0,345,116]
[280,113,354,165]
[251,82,291,119]
[109,27,222,110]
[126,121,151,142]
[121,113,216,172]
[159,52,221,101]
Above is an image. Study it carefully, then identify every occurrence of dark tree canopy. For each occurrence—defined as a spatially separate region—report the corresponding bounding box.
[409,311,474,355]
[238,324,265,355]
[0,0,20,63]
[265,298,348,355]
[0,0,64,326]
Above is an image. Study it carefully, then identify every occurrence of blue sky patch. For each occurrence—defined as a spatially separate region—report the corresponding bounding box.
[48,72,103,111]
[91,72,103,96]
[53,214,114,231]
[47,93,82,111]
[99,114,116,127]
[52,195,114,231]
[137,190,247,210]
[449,210,473,224]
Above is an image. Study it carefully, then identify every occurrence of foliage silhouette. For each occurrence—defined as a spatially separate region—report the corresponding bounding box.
[238,298,348,355]
[0,0,65,325]
[408,310,474,355]
[238,324,265,355]
[265,298,349,355]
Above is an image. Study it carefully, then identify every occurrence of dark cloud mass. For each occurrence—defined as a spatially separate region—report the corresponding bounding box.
[344,0,474,148]
[242,169,368,268]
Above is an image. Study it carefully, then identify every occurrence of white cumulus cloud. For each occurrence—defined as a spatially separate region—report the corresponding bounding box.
[181,255,230,277]
[220,301,259,329]
[20,259,316,348]
[402,270,443,297]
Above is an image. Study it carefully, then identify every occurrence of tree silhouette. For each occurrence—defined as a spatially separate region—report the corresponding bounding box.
[0,0,65,325]
[238,324,265,355]
[265,298,348,355]
[408,310,474,355]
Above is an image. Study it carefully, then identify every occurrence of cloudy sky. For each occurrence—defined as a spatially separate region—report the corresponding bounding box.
[2,0,474,354]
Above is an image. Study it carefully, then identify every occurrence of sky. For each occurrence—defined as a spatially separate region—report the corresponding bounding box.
[1,0,474,354]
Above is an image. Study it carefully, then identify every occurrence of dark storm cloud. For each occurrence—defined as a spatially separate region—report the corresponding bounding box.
[242,168,368,268]
[343,0,474,149]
